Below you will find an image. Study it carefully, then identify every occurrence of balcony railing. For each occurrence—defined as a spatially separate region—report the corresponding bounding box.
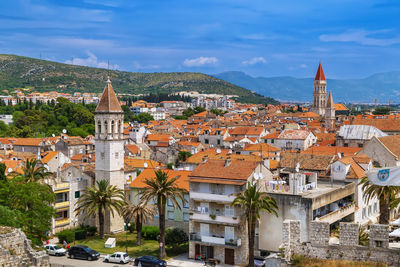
[190,233,241,247]
[190,192,235,203]
[190,212,240,225]
[318,204,356,224]
[55,218,70,227]
[54,182,70,191]
[55,201,69,209]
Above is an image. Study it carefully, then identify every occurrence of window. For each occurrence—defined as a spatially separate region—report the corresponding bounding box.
[368,205,372,216]
[183,195,189,208]
[168,211,174,220]
[362,208,366,219]
[374,202,378,213]
[271,139,274,144]
[358,143,363,148]
[75,191,80,199]
[101,152,105,159]
[168,199,173,207]
[217,140,221,145]
[344,143,348,147]
[183,212,189,222]
[205,139,209,144]
[115,152,119,159]
[376,241,383,247]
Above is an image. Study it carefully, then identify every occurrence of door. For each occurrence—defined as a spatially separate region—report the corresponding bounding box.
[225,226,235,243]
[195,244,200,256]
[207,246,214,259]
[200,223,210,236]
[225,248,235,265]
[115,254,121,263]
[110,254,116,263]
[199,183,210,193]
[225,205,234,217]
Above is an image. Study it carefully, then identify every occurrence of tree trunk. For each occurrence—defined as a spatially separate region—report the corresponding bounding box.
[379,195,390,224]
[137,215,142,246]
[248,211,255,267]
[158,200,167,259]
[99,208,105,239]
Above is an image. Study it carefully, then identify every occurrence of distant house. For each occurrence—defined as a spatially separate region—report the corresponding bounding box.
[13,138,51,154]
[336,125,387,148]
[55,136,94,158]
[276,129,316,151]
[361,135,400,167]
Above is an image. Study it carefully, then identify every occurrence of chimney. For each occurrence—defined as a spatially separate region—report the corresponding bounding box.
[225,157,232,167]
[202,155,208,163]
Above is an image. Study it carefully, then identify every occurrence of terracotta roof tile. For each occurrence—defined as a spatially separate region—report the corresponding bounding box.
[95,79,123,113]
[280,152,334,171]
[130,168,190,191]
[378,135,400,158]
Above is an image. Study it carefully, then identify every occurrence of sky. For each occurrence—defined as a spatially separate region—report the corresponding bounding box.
[1,0,400,79]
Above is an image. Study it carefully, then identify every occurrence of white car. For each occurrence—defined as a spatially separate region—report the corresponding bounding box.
[44,244,67,256]
[104,252,131,264]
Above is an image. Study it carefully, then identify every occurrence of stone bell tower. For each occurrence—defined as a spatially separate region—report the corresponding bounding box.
[311,62,327,116]
[94,78,125,233]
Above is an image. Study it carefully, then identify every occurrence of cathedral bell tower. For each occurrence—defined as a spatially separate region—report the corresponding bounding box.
[325,91,336,130]
[94,78,125,233]
[311,63,327,116]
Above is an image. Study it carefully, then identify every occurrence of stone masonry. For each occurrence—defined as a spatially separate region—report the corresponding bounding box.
[282,220,400,266]
[0,227,49,267]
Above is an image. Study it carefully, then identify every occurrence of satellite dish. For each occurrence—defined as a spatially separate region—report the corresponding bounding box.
[338,152,342,159]
[52,134,55,138]
[254,173,259,180]
[229,144,233,149]
[144,162,148,168]
[139,147,143,151]
[259,173,263,179]
[228,149,232,154]
[295,162,300,173]
[7,168,12,173]
[216,148,221,154]
[62,129,67,134]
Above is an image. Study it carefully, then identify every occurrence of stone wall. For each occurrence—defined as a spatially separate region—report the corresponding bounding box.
[282,220,400,266]
[0,227,49,267]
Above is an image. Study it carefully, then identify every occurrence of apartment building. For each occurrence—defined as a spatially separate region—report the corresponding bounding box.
[188,158,272,266]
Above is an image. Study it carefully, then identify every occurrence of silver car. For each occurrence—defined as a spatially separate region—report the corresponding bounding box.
[44,244,67,256]
[104,252,131,264]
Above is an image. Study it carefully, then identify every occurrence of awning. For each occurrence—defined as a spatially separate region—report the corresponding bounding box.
[389,228,400,237]
[391,218,400,226]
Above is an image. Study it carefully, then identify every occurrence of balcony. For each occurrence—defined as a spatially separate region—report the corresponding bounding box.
[318,204,356,224]
[54,182,70,191]
[190,192,235,204]
[55,218,70,227]
[55,201,69,209]
[190,212,240,225]
[190,233,241,247]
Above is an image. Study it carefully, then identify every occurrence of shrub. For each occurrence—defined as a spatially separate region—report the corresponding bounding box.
[166,228,188,245]
[78,225,97,236]
[74,229,87,240]
[127,222,136,233]
[56,229,74,244]
[142,226,160,240]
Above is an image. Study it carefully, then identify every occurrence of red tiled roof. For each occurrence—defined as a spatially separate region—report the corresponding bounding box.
[130,168,190,191]
[95,79,123,113]
[314,62,326,81]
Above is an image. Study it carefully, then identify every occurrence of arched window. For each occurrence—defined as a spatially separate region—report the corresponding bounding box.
[111,120,115,134]
[118,120,122,134]
[97,120,102,134]
[104,120,108,133]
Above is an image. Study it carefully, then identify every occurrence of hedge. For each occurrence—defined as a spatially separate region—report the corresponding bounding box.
[142,225,160,240]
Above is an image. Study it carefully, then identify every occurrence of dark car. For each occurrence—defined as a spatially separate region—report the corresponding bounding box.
[133,255,167,267]
[68,245,100,261]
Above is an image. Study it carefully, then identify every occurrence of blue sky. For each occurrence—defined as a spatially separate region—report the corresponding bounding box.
[1,0,400,78]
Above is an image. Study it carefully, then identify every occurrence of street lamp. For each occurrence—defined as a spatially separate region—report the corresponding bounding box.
[72,218,78,246]
[124,222,130,254]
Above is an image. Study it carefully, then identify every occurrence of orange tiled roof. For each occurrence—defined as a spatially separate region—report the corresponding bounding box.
[124,158,165,168]
[146,134,171,141]
[95,79,123,113]
[377,135,400,158]
[126,144,140,155]
[243,143,280,152]
[186,148,261,164]
[190,159,258,181]
[41,151,59,164]
[130,168,190,191]
[302,146,361,157]
[334,103,348,111]
[13,138,45,146]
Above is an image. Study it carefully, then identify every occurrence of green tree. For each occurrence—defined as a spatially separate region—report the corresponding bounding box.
[140,170,187,259]
[231,182,278,267]
[194,106,206,114]
[360,177,400,224]
[75,180,126,239]
[373,107,391,115]
[178,151,192,162]
[0,162,6,181]
[132,113,154,123]
[122,202,156,245]
[11,158,52,184]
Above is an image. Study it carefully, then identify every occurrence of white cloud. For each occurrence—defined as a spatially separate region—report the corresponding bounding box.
[65,51,120,70]
[183,57,218,67]
[242,57,267,65]
[319,29,400,46]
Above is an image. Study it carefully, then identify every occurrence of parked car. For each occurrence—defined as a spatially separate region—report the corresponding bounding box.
[104,252,131,264]
[68,245,100,261]
[133,255,167,267]
[44,244,66,256]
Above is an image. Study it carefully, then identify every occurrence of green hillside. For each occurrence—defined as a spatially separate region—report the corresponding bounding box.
[0,54,278,104]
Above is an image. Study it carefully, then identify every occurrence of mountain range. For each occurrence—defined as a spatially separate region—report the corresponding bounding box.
[0,54,278,105]
[214,71,400,104]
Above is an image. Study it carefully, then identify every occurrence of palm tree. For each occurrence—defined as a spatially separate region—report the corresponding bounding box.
[231,181,278,267]
[10,158,52,183]
[75,180,126,239]
[360,177,400,224]
[122,202,156,245]
[140,170,187,259]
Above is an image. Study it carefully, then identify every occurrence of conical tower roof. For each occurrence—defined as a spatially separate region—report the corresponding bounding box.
[95,78,123,113]
[327,91,334,108]
[314,62,326,81]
